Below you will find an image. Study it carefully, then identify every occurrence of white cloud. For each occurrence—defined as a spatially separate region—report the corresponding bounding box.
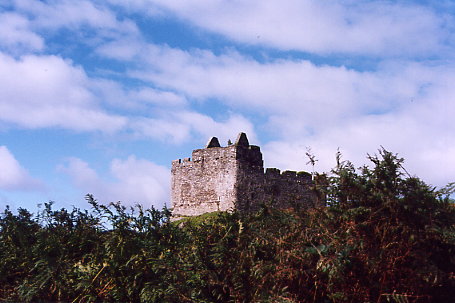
[59,156,170,208]
[92,79,187,110]
[0,52,127,132]
[0,12,44,53]
[125,43,455,187]
[129,110,256,144]
[13,0,139,36]
[142,0,452,56]
[132,88,186,107]
[129,117,190,143]
[96,38,145,61]
[1,0,140,56]
[0,146,43,191]
[263,98,455,188]
[0,48,252,144]
[106,0,165,16]
[126,45,442,126]
[1,0,453,195]
[176,111,257,145]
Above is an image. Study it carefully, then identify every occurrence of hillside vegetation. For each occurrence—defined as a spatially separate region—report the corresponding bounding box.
[1,150,454,302]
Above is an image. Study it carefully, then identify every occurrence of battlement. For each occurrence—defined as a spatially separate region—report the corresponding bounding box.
[172,133,263,171]
[265,168,312,180]
[171,133,319,217]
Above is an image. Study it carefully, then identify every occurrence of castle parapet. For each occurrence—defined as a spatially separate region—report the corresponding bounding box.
[282,170,297,177]
[235,132,249,146]
[265,167,280,176]
[171,157,193,168]
[206,137,221,148]
[297,171,312,181]
[171,132,320,217]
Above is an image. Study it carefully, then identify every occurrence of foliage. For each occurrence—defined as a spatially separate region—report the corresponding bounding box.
[0,149,454,302]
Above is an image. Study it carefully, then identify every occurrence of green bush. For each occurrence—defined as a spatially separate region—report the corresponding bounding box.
[0,149,453,302]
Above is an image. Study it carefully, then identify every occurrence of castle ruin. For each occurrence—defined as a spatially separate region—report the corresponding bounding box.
[171,133,319,217]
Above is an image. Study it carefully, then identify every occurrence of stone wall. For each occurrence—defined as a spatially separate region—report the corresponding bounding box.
[171,133,319,217]
[171,145,238,217]
[263,168,315,210]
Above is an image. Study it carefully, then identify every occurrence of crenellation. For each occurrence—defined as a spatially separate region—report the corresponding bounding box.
[206,136,221,148]
[282,170,297,177]
[297,171,312,179]
[171,132,321,217]
[265,168,281,176]
[235,132,249,146]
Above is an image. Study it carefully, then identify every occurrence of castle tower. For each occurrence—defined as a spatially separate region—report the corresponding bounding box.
[171,133,262,217]
[171,133,318,217]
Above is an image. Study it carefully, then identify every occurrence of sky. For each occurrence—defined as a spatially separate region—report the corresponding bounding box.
[1,0,454,212]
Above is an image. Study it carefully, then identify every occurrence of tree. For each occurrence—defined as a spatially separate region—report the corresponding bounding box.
[0,149,453,302]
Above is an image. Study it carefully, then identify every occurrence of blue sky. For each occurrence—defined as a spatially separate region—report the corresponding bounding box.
[1,0,454,212]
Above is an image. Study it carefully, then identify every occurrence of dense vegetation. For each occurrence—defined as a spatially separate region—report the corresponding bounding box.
[1,150,454,302]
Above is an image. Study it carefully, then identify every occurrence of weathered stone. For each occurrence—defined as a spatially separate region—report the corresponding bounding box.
[171,133,321,217]
[235,132,249,147]
[206,137,221,148]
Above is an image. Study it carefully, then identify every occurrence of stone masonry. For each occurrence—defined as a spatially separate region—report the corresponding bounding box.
[171,133,319,217]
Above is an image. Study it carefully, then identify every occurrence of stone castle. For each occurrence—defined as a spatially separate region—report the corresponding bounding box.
[171,133,319,217]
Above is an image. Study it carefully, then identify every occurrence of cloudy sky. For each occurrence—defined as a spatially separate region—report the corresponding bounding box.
[1,0,454,211]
